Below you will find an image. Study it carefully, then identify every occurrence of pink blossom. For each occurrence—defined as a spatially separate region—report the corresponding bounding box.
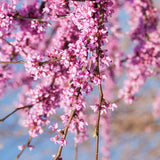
[48,123,58,132]
[28,145,35,151]
[18,145,25,151]
[1,0,159,160]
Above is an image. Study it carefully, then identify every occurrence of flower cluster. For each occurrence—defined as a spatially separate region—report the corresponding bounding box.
[119,0,160,104]
[16,1,48,34]
[90,102,117,114]
[0,0,121,158]
[22,82,62,137]
[0,1,15,37]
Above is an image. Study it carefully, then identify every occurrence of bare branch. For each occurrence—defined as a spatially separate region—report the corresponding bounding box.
[38,57,62,66]
[16,136,32,160]
[0,57,62,66]
[8,13,46,22]
[0,37,15,48]
[0,61,25,64]
[74,134,78,160]
[95,84,103,160]
[0,105,33,122]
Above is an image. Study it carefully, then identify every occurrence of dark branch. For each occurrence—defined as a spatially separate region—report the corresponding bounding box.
[95,2,104,160]
[53,109,76,160]
[0,61,25,64]
[0,105,33,122]
[16,136,32,160]
[74,133,78,160]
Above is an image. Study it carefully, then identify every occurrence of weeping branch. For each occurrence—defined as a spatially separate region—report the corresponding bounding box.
[95,2,104,160]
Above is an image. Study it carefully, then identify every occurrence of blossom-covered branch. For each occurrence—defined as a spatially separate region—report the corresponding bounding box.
[1,0,160,159]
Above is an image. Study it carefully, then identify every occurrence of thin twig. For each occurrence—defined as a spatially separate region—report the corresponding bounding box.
[38,57,61,66]
[95,2,104,160]
[0,57,62,66]
[0,37,15,48]
[10,14,46,22]
[95,84,103,160]
[0,105,33,122]
[53,109,76,160]
[74,133,78,160]
[16,136,32,160]
[74,142,78,160]
[0,60,25,64]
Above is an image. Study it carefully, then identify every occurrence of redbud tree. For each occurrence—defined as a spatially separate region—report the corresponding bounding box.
[0,0,160,160]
